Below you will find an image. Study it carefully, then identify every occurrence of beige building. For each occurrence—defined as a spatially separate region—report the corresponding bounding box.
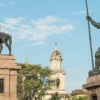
[71,89,87,99]
[65,89,88,100]
[44,49,66,100]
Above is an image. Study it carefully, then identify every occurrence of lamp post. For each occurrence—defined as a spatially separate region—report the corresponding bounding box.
[22,76,26,100]
[30,87,34,100]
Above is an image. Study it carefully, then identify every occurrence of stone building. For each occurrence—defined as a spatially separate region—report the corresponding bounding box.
[44,49,66,100]
[70,89,87,99]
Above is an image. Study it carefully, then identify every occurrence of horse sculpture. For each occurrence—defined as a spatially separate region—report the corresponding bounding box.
[0,32,12,55]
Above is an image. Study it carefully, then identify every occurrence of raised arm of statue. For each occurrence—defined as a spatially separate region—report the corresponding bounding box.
[87,16,100,29]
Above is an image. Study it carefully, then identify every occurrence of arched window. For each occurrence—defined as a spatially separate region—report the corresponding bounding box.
[56,79,60,88]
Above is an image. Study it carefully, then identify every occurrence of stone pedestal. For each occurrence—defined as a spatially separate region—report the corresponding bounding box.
[83,75,100,100]
[0,55,21,100]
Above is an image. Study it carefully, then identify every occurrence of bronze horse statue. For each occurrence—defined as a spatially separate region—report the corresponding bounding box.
[0,32,12,55]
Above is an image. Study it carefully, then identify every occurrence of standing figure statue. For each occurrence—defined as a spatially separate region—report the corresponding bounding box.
[0,32,12,55]
[95,47,100,70]
[87,16,100,29]
[87,16,100,74]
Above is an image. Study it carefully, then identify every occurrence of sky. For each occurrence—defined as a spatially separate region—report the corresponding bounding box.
[0,0,100,93]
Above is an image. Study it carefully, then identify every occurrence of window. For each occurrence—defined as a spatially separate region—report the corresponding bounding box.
[92,94,97,100]
[56,79,60,88]
[0,79,4,93]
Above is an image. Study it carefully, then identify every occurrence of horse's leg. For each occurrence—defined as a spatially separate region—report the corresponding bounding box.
[4,37,11,55]
[9,44,11,55]
[4,42,11,55]
[0,47,3,54]
[8,36,12,55]
[0,44,3,54]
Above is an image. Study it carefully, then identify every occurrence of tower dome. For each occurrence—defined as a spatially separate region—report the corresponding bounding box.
[51,49,61,57]
[50,49,63,71]
[50,49,62,61]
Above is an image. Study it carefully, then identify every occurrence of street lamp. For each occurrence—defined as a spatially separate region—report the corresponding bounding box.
[30,87,34,100]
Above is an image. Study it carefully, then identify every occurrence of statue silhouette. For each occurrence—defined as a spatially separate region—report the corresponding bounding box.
[0,32,12,55]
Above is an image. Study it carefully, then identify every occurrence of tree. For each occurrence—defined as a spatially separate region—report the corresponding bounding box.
[65,94,71,100]
[17,63,55,100]
[49,92,63,100]
[72,96,87,100]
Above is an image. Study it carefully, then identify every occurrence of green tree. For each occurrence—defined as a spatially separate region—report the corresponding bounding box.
[72,96,87,100]
[65,94,71,100]
[17,63,55,100]
[49,92,63,100]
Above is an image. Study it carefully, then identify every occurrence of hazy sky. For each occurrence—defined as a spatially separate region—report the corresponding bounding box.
[1,0,100,93]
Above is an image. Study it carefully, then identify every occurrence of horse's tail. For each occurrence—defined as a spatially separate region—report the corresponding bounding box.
[8,35,12,46]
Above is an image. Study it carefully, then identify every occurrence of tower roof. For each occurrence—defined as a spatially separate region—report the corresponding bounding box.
[51,49,61,57]
[50,49,62,61]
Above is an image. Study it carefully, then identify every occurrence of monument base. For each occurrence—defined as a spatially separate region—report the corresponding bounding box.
[4,97,17,100]
[83,74,100,100]
[0,55,21,100]
[89,69,100,77]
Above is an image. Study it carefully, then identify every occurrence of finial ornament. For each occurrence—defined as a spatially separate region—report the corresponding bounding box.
[55,42,57,50]
[26,57,28,61]
[25,57,29,65]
